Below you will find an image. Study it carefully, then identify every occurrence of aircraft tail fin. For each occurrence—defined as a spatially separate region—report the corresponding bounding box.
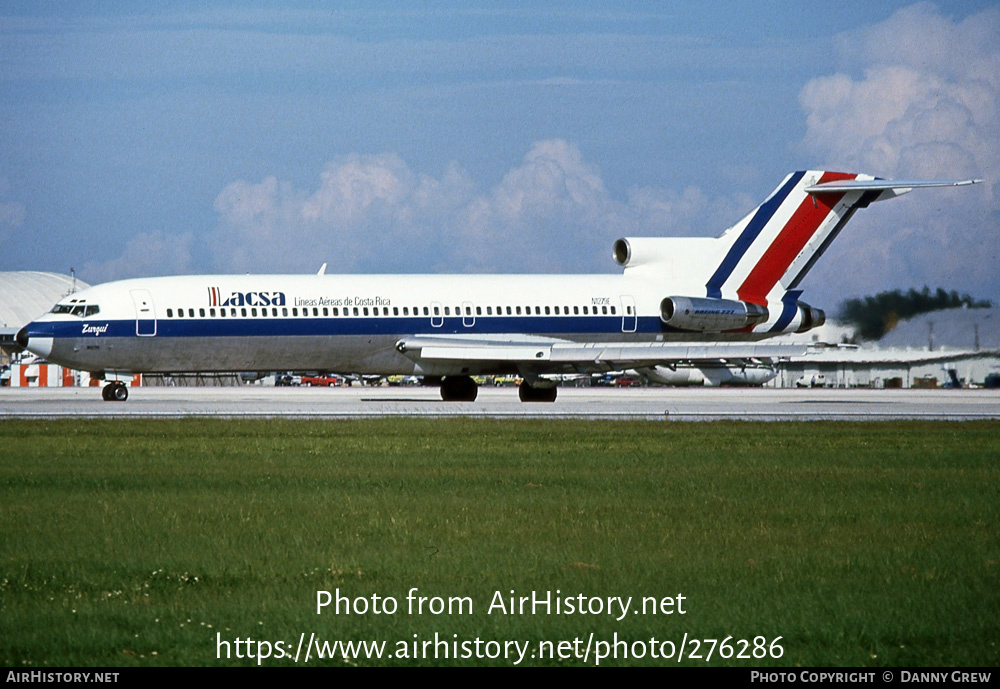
[615,171,979,305]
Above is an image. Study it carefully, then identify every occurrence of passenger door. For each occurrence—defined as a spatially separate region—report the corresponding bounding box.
[131,289,157,336]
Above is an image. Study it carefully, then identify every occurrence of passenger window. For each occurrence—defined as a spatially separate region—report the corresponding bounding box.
[241,308,247,317]
[611,306,617,315]
[200,308,206,317]
[545,306,551,315]
[251,308,258,317]
[189,309,195,317]
[353,307,359,316]
[486,306,492,315]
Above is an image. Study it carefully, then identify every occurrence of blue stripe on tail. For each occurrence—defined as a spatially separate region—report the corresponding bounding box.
[705,171,805,299]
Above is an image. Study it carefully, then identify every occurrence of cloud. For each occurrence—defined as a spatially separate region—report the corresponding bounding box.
[81,230,194,283]
[798,2,1000,305]
[0,179,27,251]
[207,140,756,277]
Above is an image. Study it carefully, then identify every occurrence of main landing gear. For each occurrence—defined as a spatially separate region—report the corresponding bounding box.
[101,382,129,402]
[436,375,558,403]
[518,381,557,403]
[440,375,478,402]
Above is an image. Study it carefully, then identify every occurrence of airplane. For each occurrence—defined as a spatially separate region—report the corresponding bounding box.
[635,360,778,387]
[16,170,980,402]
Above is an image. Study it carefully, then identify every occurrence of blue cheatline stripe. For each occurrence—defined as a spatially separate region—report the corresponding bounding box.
[705,171,805,299]
[35,314,681,341]
[768,290,802,333]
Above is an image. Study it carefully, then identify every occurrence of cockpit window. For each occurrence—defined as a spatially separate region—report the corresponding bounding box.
[50,303,100,317]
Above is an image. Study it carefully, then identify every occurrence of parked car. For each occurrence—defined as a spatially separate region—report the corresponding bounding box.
[615,375,643,387]
[301,374,343,387]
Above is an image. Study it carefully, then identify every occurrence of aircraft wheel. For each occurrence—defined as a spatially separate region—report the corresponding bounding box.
[102,384,113,401]
[103,382,129,402]
[440,375,478,402]
[518,381,557,403]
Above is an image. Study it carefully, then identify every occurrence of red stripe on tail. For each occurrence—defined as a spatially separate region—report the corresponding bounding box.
[737,172,854,305]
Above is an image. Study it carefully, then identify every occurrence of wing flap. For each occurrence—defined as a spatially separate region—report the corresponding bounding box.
[397,336,807,370]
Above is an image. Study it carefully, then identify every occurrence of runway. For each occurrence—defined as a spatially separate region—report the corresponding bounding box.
[2,385,999,420]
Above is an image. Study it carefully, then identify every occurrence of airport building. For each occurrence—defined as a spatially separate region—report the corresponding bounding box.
[772,346,1000,388]
[772,307,1000,388]
[1,272,91,386]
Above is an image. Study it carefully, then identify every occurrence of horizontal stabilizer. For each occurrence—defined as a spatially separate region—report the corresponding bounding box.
[806,178,981,193]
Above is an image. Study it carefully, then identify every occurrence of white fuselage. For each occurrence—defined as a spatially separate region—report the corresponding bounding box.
[22,271,777,378]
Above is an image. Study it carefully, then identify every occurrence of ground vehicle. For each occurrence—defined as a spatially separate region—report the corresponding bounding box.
[795,374,828,388]
[301,374,343,387]
[615,376,643,387]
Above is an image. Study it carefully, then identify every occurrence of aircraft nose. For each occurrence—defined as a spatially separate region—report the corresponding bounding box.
[15,327,29,349]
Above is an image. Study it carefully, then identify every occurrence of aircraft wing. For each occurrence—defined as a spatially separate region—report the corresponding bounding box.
[395,335,808,373]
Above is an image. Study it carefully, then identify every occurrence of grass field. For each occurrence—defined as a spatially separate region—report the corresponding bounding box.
[1,419,997,667]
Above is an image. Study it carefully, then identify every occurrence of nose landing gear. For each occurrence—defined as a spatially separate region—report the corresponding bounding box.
[101,382,129,402]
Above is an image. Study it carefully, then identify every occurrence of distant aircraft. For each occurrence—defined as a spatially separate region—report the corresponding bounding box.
[635,360,777,387]
[17,171,980,402]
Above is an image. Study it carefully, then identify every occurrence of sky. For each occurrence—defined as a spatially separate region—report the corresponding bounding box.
[1,1,997,312]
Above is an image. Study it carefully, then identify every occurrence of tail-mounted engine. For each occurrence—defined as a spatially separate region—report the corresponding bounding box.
[660,296,825,334]
[660,296,769,332]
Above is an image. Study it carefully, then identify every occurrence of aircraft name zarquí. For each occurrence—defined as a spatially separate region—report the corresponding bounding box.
[81,324,109,336]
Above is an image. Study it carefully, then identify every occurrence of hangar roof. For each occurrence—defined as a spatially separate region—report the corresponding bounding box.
[0,272,90,333]
[877,307,1000,351]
